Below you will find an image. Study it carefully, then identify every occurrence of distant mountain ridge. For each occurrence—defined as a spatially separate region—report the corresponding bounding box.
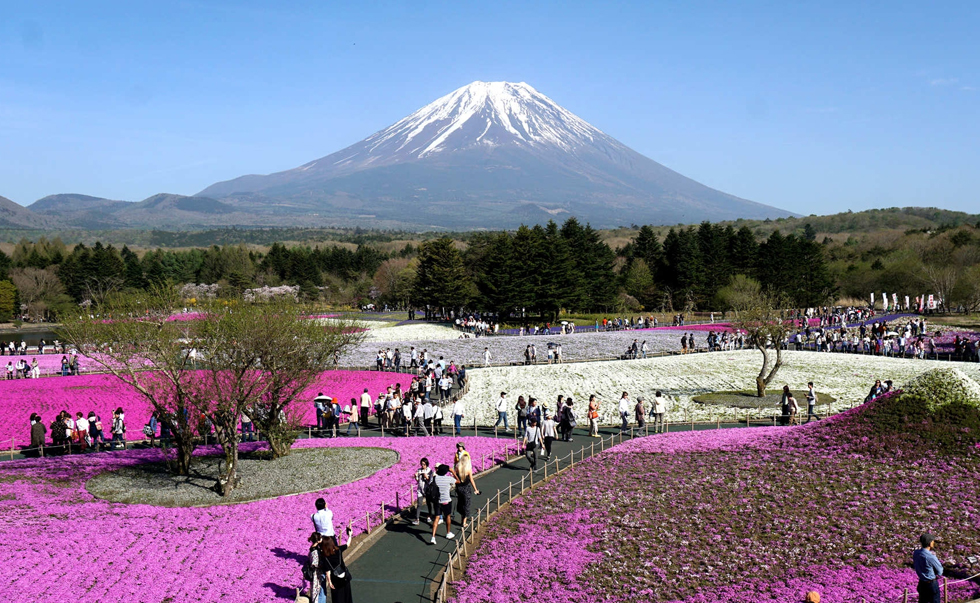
[9,81,794,230]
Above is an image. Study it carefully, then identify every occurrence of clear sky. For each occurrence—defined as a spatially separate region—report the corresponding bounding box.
[1,1,978,216]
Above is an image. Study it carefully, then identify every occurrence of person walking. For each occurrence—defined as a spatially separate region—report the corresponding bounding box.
[587,395,600,437]
[345,398,359,435]
[412,458,435,525]
[452,399,465,436]
[559,398,576,442]
[359,389,371,430]
[494,392,509,431]
[651,391,667,433]
[111,408,126,450]
[524,417,541,472]
[618,392,630,434]
[804,382,820,423]
[514,396,528,437]
[634,396,646,431]
[314,393,330,436]
[541,410,557,460]
[454,443,480,529]
[787,392,800,426]
[483,347,492,367]
[780,385,791,426]
[429,464,457,544]
[913,533,943,603]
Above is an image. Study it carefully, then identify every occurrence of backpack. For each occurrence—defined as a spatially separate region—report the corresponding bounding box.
[424,476,439,502]
[567,409,577,428]
[302,549,317,581]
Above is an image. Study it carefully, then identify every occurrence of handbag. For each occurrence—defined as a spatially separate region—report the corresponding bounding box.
[324,553,349,584]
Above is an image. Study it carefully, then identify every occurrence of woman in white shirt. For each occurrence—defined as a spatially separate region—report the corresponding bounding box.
[541,411,558,460]
[523,417,542,471]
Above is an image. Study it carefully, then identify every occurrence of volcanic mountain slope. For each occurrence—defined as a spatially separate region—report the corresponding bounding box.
[0,195,64,229]
[200,81,793,228]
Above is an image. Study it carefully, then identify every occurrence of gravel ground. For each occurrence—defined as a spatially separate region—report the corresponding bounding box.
[692,390,836,409]
[86,447,397,507]
[339,329,687,367]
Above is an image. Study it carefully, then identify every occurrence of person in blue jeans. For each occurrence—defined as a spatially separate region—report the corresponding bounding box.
[452,399,465,436]
[913,533,943,603]
[494,392,509,431]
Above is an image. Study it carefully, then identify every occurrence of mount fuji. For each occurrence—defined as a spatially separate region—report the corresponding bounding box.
[198,81,793,228]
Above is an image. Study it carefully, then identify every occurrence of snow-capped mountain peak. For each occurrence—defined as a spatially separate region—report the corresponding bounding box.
[324,81,610,169]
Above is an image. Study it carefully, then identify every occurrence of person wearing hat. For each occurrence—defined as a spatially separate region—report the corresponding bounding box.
[913,533,943,603]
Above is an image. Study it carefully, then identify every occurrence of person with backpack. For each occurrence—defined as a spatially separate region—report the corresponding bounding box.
[88,411,105,451]
[515,396,528,437]
[524,417,542,471]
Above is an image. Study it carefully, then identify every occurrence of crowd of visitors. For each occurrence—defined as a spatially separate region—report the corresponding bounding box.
[26,408,119,455]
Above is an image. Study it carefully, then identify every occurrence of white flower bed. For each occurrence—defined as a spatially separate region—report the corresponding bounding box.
[363,323,460,342]
[339,329,683,366]
[451,350,980,425]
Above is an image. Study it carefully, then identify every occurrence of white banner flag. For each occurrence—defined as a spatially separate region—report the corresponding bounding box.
[882,292,889,311]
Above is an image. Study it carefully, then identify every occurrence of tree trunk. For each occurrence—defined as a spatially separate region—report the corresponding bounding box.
[756,346,770,397]
[218,441,240,496]
[762,346,784,392]
[267,432,291,459]
[174,436,195,475]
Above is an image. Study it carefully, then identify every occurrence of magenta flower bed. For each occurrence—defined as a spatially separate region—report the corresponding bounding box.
[0,353,99,375]
[454,423,980,603]
[0,370,412,448]
[0,435,516,603]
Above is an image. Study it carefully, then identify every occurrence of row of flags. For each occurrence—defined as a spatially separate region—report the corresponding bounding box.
[870,293,939,311]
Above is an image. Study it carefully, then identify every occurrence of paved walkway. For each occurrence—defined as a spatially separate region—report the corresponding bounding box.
[346,425,643,603]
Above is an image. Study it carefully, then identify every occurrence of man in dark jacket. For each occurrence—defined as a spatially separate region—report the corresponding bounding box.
[30,413,46,456]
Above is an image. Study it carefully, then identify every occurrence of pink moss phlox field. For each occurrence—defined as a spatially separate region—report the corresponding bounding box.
[0,370,412,448]
[0,436,514,603]
[453,414,980,603]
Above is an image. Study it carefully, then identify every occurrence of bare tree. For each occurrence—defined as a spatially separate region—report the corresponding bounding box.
[10,267,63,321]
[920,265,960,312]
[59,287,200,474]
[731,290,790,397]
[188,301,364,494]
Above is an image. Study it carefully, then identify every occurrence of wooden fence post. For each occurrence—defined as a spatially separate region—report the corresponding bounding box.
[366,511,370,533]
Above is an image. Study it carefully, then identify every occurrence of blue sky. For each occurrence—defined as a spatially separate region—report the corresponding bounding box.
[1,1,978,216]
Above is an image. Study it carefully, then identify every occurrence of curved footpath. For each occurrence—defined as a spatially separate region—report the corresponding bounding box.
[346,424,649,603]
